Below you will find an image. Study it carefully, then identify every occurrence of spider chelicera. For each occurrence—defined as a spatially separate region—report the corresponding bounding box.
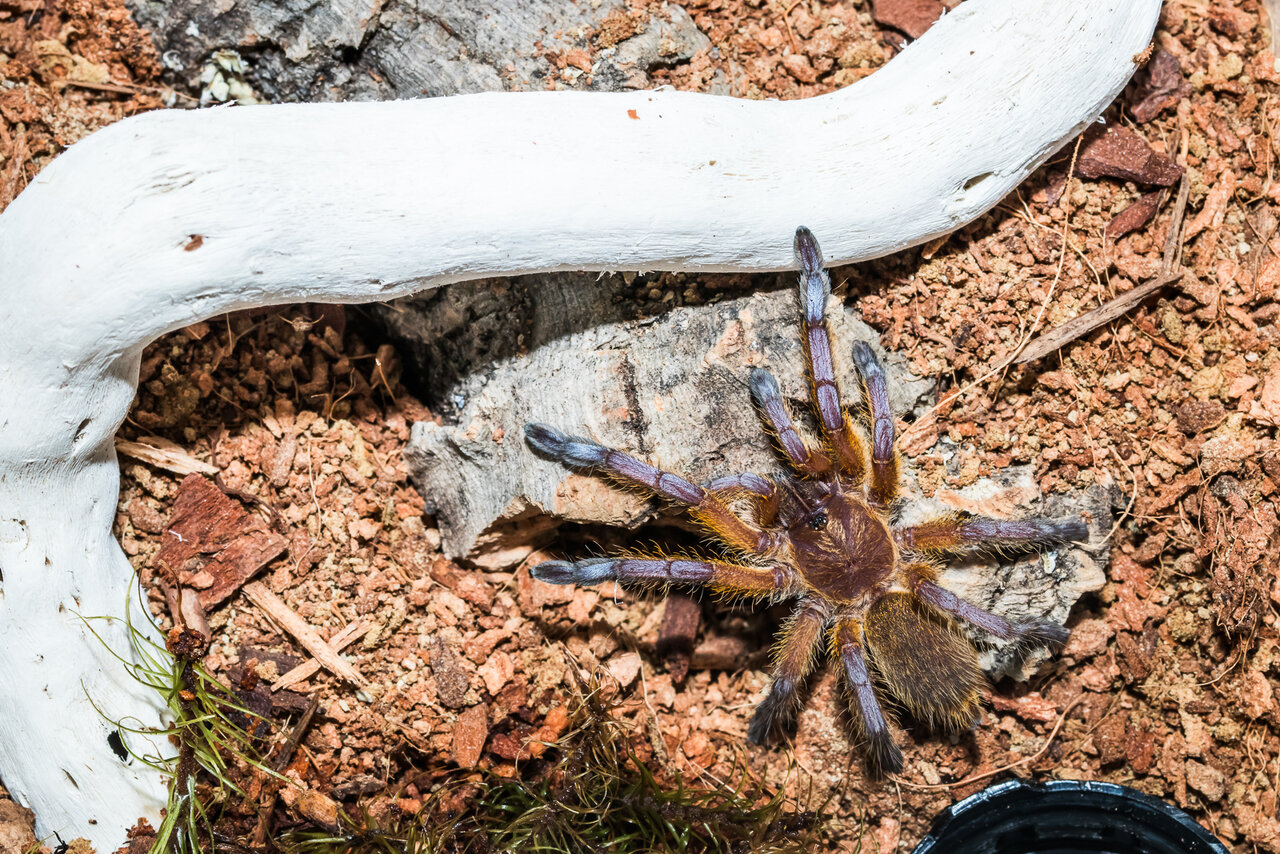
[524,227,1086,772]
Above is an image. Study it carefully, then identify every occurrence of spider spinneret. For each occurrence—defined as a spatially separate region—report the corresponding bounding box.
[525,227,1088,773]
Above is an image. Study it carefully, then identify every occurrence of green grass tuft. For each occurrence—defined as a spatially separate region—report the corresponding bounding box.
[282,669,825,854]
[80,588,283,854]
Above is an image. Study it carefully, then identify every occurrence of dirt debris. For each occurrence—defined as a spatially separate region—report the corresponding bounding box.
[0,0,1278,851]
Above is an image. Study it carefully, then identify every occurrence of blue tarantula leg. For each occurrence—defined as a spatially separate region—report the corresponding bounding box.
[705,472,775,498]
[525,423,703,503]
[707,472,779,525]
[849,341,900,506]
[530,556,793,598]
[835,619,903,774]
[525,423,773,555]
[793,227,869,482]
[895,512,1089,554]
[747,599,829,745]
[747,368,829,477]
[912,576,1070,649]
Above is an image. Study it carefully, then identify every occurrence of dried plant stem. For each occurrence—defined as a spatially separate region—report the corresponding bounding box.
[901,137,1085,445]
[244,582,369,689]
[895,695,1084,791]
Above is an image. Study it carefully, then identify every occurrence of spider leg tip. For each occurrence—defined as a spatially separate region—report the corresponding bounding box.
[747,365,778,396]
[868,734,904,776]
[530,558,617,586]
[850,340,883,373]
[524,423,606,468]
[792,226,824,273]
[1015,617,1071,649]
[1059,518,1090,542]
[524,421,563,448]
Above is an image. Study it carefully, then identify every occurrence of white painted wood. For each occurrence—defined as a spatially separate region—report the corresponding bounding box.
[0,0,1160,846]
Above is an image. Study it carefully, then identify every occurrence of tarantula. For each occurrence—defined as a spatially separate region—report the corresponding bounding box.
[524,227,1087,773]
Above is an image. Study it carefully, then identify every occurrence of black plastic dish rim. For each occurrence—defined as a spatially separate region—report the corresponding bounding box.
[912,778,1228,854]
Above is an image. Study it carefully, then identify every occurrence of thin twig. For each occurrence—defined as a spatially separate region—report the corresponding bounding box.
[1161,171,1192,273]
[244,581,369,689]
[894,695,1084,791]
[271,617,372,692]
[1012,270,1183,365]
[1013,169,1190,365]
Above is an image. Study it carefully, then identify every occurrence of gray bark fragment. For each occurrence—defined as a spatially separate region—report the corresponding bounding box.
[400,273,933,567]
[128,0,717,102]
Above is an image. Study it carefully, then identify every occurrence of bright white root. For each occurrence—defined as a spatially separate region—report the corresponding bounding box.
[0,0,1159,846]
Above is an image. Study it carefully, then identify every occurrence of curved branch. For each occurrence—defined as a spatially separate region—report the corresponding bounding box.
[0,0,1159,846]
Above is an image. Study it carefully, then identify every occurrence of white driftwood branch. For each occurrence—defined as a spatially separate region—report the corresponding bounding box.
[0,0,1159,846]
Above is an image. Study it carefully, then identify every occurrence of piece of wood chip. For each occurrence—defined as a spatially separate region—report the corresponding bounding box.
[452,704,489,769]
[271,618,371,692]
[1106,189,1164,238]
[1078,123,1183,186]
[244,581,369,689]
[656,592,701,684]
[1128,50,1190,123]
[157,475,287,609]
[116,435,218,475]
[872,0,944,38]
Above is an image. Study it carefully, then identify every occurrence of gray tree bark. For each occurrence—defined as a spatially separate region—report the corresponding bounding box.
[128,0,717,102]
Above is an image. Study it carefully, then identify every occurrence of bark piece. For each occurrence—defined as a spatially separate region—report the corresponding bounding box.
[157,475,287,609]
[657,592,702,684]
[398,276,934,566]
[1128,50,1190,123]
[129,0,716,103]
[228,647,312,717]
[690,635,752,671]
[1106,189,1164,238]
[115,435,218,476]
[1078,123,1183,186]
[452,704,489,769]
[873,0,945,39]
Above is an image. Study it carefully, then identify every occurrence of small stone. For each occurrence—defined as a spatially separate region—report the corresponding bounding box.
[782,53,817,84]
[478,651,515,695]
[607,651,642,689]
[296,791,339,830]
[452,704,489,769]
[1200,428,1258,478]
[1235,669,1275,719]
[1184,760,1226,801]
